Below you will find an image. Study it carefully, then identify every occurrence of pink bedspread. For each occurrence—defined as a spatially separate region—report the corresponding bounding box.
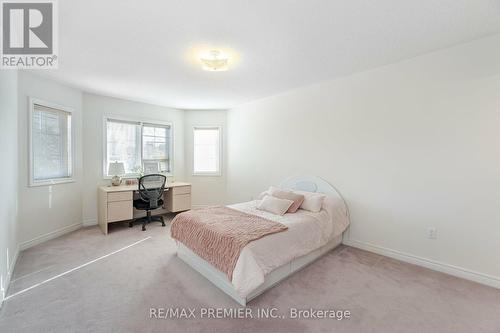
[170,206,288,280]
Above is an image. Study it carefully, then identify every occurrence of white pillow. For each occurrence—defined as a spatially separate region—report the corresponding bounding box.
[257,195,294,216]
[293,190,326,212]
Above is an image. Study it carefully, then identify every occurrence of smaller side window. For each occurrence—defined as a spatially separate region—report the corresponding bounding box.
[193,127,221,176]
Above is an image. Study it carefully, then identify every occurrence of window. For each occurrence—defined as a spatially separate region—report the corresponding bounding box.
[106,120,141,175]
[142,124,170,173]
[193,127,221,175]
[29,99,73,186]
[104,118,172,177]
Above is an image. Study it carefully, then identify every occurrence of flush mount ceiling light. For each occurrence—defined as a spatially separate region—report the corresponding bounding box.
[200,50,229,71]
[186,45,240,71]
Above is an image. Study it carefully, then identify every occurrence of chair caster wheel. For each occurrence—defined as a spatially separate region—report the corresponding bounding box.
[142,226,146,231]
[128,222,133,228]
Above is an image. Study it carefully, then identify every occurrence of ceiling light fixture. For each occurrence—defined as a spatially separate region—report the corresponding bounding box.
[200,50,229,71]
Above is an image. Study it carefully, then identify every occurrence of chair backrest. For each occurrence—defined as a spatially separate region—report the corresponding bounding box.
[138,174,167,209]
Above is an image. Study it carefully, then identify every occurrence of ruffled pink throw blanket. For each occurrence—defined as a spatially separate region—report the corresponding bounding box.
[171,206,288,280]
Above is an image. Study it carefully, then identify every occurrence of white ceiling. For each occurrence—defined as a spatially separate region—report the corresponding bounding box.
[37,0,500,109]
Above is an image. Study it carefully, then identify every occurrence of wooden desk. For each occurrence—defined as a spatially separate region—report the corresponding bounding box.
[98,182,191,234]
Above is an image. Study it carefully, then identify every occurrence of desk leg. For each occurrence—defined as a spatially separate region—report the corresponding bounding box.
[98,189,108,235]
[99,220,108,235]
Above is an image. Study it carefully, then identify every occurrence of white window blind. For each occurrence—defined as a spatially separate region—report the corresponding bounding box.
[31,103,72,184]
[193,127,221,175]
[142,124,170,173]
[104,118,172,177]
[106,119,141,175]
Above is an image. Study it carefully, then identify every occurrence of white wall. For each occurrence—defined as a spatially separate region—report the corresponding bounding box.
[183,110,227,206]
[81,93,185,225]
[17,72,83,249]
[227,34,500,284]
[0,71,19,305]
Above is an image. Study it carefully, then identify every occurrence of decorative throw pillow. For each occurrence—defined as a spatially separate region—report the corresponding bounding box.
[268,186,305,213]
[293,190,326,213]
[257,195,294,216]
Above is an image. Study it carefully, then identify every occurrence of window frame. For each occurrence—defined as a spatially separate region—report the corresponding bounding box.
[28,97,75,187]
[102,115,174,179]
[192,126,222,177]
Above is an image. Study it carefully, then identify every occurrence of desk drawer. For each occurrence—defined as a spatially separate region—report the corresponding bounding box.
[172,186,191,195]
[171,193,191,212]
[108,191,133,202]
[107,201,133,222]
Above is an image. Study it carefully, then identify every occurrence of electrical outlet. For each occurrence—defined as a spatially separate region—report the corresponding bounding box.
[426,227,437,240]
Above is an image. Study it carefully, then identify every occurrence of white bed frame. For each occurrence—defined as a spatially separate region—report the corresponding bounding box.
[176,176,349,306]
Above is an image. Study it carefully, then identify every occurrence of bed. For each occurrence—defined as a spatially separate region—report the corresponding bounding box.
[173,176,350,306]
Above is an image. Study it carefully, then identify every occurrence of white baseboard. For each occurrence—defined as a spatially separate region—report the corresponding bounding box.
[19,222,82,251]
[343,238,500,290]
[82,219,97,227]
[1,244,19,309]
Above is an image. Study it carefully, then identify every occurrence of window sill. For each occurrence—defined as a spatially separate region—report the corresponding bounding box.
[192,173,222,177]
[29,178,75,187]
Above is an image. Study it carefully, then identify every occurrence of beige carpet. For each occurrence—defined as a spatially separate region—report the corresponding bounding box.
[1,216,499,333]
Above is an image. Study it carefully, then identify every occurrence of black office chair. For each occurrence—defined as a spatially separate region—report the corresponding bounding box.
[130,174,167,231]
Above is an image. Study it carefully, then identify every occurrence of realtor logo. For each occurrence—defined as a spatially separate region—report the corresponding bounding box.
[1,0,58,68]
